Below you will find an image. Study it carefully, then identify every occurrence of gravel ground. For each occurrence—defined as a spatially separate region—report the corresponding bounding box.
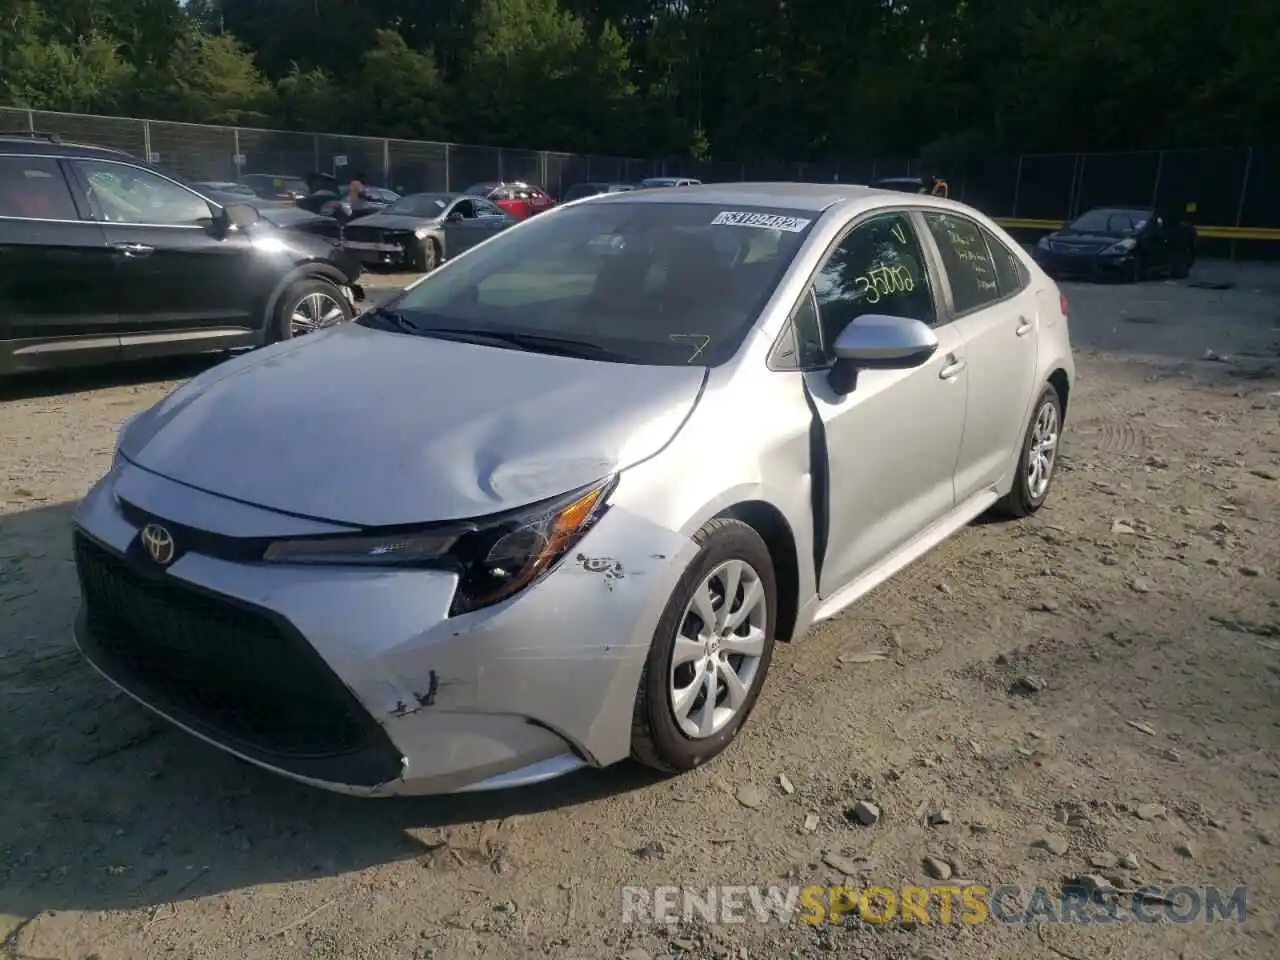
[2,264,1278,960]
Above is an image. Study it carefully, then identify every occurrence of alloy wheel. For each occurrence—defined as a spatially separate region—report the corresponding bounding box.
[669,559,768,739]
[290,291,346,336]
[1027,399,1060,500]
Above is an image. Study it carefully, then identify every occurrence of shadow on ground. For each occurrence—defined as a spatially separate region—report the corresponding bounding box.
[0,501,666,919]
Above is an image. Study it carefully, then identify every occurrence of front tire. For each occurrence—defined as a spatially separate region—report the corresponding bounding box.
[409,237,439,273]
[996,385,1063,518]
[631,518,778,773]
[271,277,353,342]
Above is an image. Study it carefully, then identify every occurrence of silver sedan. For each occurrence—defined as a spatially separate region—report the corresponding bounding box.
[71,183,1074,796]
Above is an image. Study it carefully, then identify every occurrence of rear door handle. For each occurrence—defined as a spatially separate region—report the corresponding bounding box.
[939,355,966,380]
[111,242,153,258]
[1015,316,1034,336]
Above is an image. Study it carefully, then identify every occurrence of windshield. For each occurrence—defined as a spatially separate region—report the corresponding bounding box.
[372,201,817,366]
[1068,209,1147,235]
[639,178,680,188]
[386,193,452,217]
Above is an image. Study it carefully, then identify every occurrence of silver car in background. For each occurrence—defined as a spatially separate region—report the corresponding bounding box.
[71,183,1074,796]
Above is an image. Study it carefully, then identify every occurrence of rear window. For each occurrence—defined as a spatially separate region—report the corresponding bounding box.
[0,156,78,220]
[386,201,817,366]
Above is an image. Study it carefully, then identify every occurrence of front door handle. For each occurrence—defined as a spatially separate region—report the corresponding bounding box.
[939,355,966,380]
[111,242,154,258]
[1015,316,1034,337]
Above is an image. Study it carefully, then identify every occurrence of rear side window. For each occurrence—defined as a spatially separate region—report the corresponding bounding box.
[923,212,1001,314]
[0,156,79,220]
[981,226,1029,298]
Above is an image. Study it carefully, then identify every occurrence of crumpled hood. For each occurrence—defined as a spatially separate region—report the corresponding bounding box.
[119,323,706,526]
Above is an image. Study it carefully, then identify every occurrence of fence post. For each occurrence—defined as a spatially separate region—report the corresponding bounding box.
[1010,155,1024,218]
[497,148,505,182]
[143,120,153,165]
[444,143,451,191]
[382,138,390,189]
[26,108,34,132]
[1232,146,1253,263]
[312,135,320,174]
[540,150,548,190]
[1150,150,1164,208]
[232,127,240,179]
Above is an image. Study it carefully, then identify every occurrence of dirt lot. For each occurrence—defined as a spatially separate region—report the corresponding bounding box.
[2,265,1279,960]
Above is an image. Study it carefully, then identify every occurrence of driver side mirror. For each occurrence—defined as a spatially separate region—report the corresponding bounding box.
[828,314,939,393]
[216,202,260,233]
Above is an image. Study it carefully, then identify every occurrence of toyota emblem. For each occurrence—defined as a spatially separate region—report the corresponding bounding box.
[140,523,176,566]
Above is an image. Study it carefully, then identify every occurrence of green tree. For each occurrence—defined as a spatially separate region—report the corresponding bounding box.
[130,23,273,124]
[349,29,446,139]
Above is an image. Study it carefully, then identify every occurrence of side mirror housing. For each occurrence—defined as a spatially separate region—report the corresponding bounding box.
[222,203,260,229]
[828,315,938,392]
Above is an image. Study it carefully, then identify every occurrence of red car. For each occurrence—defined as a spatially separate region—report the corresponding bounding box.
[462,181,555,220]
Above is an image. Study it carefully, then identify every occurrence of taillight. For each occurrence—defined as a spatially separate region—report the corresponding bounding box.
[1059,291,1069,317]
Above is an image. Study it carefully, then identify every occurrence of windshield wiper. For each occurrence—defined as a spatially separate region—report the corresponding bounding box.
[357,305,424,334]
[407,326,632,362]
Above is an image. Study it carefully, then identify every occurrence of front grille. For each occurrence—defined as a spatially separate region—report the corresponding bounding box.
[74,533,403,787]
[343,225,396,244]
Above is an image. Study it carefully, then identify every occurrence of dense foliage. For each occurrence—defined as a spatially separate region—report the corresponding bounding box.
[1,0,1276,162]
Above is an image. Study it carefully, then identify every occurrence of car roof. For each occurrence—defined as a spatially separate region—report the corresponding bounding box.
[590,180,954,214]
[0,133,134,161]
[1078,205,1151,215]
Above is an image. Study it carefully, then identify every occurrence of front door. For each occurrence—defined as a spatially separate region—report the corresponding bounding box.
[920,213,1040,501]
[442,198,494,256]
[68,159,261,342]
[801,210,969,597]
[0,154,119,367]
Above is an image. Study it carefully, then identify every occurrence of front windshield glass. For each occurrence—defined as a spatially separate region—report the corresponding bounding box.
[1068,208,1146,235]
[386,194,452,217]
[374,201,818,366]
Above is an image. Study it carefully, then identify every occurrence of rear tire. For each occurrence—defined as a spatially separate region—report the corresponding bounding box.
[270,277,353,343]
[631,518,777,773]
[995,386,1063,519]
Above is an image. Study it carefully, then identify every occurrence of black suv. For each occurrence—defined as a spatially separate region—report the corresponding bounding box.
[0,133,366,376]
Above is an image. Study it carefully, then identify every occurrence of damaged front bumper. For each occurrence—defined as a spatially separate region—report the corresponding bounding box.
[69,462,696,797]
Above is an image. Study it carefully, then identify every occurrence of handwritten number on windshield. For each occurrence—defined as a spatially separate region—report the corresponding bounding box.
[855,264,914,305]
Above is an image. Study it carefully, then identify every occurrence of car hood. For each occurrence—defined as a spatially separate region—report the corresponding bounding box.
[119,323,706,527]
[345,213,440,231]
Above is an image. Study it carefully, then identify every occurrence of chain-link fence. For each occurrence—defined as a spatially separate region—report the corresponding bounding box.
[3,105,1275,257]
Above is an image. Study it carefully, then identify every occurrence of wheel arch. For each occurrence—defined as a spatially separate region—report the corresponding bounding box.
[712,500,801,644]
[1047,367,1070,424]
[260,261,355,336]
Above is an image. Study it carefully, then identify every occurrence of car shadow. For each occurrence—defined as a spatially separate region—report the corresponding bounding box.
[0,500,669,918]
[0,353,230,402]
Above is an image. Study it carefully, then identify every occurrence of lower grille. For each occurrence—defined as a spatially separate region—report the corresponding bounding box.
[73,533,403,787]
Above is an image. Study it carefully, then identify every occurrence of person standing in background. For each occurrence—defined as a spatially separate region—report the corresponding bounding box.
[347,171,365,204]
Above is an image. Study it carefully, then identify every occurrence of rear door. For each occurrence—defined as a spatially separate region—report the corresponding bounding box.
[68,158,264,345]
[920,211,1039,501]
[472,197,514,238]
[0,153,119,367]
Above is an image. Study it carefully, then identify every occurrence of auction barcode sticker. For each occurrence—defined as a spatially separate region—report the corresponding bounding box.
[711,211,812,232]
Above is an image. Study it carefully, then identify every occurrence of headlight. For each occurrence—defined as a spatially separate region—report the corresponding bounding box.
[262,476,616,615]
[1036,236,1050,249]
[1103,238,1137,254]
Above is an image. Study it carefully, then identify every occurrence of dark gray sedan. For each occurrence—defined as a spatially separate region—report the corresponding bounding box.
[309,192,516,271]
